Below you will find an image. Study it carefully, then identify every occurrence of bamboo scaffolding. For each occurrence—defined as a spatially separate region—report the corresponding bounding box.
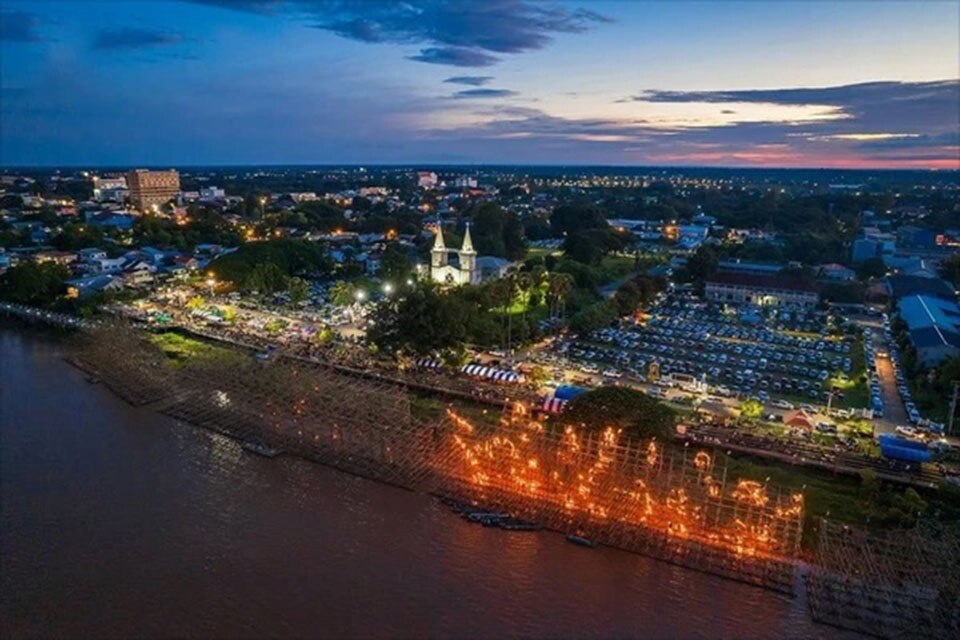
[71,327,804,593]
[807,520,960,639]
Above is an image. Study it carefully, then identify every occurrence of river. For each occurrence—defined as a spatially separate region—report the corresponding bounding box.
[0,327,853,638]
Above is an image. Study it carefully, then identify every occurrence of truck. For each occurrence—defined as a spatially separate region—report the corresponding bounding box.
[878,434,931,464]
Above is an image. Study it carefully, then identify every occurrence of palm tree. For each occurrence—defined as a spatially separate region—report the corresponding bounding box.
[514,271,534,333]
[488,278,513,351]
[548,272,575,321]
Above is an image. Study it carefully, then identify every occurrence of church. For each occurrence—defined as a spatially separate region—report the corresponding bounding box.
[430,223,479,286]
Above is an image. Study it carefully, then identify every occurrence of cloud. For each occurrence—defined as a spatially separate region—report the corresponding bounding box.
[623,81,960,133]
[444,76,494,86]
[452,88,518,99]
[417,79,959,168]
[408,46,499,67]
[186,0,283,12]
[91,27,195,51]
[0,11,45,42]
[188,0,610,66]
[629,80,957,107]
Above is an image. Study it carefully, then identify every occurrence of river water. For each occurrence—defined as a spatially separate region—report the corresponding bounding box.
[0,327,853,639]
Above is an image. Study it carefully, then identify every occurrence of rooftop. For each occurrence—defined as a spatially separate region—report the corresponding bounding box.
[900,294,960,350]
[706,271,818,293]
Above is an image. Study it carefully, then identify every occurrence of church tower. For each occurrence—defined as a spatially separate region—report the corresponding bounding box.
[458,222,479,285]
[430,224,448,282]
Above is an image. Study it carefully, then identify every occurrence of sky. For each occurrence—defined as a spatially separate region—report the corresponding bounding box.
[1,0,958,169]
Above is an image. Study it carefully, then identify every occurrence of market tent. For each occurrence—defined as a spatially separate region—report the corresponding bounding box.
[554,385,588,401]
[541,397,568,414]
[784,409,816,430]
[461,363,521,383]
[416,358,442,370]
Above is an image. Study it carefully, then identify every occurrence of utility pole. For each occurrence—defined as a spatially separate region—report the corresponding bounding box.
[949,381,959,436]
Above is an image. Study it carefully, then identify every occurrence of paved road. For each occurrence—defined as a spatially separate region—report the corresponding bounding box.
[869,327,908,430]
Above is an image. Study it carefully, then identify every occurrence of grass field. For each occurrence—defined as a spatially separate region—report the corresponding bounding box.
[148,331,241,366]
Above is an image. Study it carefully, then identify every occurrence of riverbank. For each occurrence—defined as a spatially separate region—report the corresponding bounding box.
[0,327,851,639]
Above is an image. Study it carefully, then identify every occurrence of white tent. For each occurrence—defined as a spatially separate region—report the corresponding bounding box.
[460,363,521,383]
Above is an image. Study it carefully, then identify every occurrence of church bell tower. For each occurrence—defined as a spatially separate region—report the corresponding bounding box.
[459,222,478,285]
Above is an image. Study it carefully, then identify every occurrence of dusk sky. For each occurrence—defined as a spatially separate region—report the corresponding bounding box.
[1,0,958,168]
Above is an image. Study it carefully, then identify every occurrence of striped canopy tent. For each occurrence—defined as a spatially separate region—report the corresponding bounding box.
[540,397,568,414]
[416,357,442,370]
[460,363,521,383]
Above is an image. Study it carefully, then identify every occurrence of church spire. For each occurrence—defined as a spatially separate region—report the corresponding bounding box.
[461,222,476,254]
[432,223,446,251]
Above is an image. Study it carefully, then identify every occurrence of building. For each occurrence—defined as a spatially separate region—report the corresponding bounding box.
[417,171,438,189]
[126,169,180,211]
[717,259,785,275]
[705,272,819,308]
[898,294,960,366]
[818,263,856,281]
[476,256,512,281]
[92,175,127,201]
[430,224,478,286]
[885,275,955,301]
[200,186,226,199]
[851,238,880,263]
[897,225,938,249]
[452,176,478,189]
[65,274,124,299]
[34,250,78,266]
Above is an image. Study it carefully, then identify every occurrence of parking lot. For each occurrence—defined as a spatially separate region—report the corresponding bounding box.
[549,292,859,407]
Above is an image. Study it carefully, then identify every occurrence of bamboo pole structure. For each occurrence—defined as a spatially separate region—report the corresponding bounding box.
[806,519,960,639]
[71,327,806,594]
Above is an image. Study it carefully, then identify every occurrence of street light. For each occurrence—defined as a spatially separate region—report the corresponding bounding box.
[354,289,367,303]
[405,278,414,286]
[382,282,394,295]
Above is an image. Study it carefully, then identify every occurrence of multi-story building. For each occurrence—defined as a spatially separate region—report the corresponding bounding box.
[92,175,127,201]
[705,272,819,308]
[417,171,438,189]
[126,169,180,211]
[200,186,226,199]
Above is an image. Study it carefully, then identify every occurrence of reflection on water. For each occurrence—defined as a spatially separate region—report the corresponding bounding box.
[0,328,853,639]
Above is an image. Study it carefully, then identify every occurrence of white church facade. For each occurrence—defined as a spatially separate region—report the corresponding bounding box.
[430,223,480,286]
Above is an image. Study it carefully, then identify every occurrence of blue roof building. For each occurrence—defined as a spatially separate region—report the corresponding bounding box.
[899,294,960,366]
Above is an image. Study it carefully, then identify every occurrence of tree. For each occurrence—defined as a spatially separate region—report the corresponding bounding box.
[287,276,310,304]
[569,299,618,334]
[685,245,718,284]
[547,272,575,320]
[0,262,69,306]
[738,399,764,421]
[315,325,336,344]
[563,387,676,440]
[469,202,526,260]
[856,256,887,281]
[939,253,960,288]
[614,280,642,316]
[207,239,331,287]
[367,284,471,357]
[246,262,287,294]
[329,280,359,307]
[550,202,608,236]
[380,243,412,284]
[858,468,881,504]
[563,229,621,265]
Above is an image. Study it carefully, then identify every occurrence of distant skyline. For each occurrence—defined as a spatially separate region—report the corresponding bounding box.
[1,0,958,169]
